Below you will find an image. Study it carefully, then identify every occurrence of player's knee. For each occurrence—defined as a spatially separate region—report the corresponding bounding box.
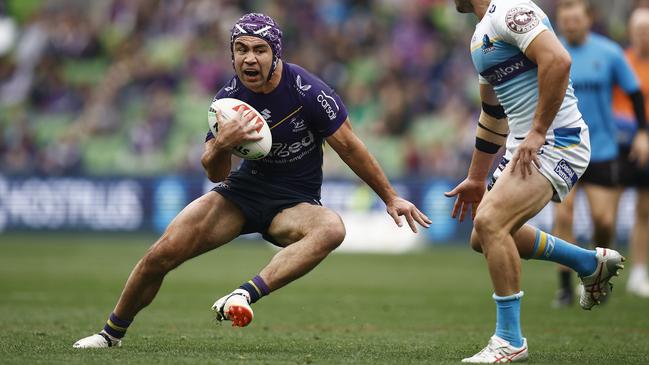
[470,229,483,253]
[140,239,184,276]
[592,213,615,237]
[473,208,496,237]
[636,195,649,219]
[316,214,346,252]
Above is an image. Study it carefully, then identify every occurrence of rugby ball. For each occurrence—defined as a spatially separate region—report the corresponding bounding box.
[207,98,272,160]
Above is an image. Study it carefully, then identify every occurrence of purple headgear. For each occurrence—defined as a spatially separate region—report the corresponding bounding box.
[230,13,283,81]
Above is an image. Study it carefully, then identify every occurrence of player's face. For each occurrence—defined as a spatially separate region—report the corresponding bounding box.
[454,0,474,13]
[557,5,591,45]
[233,36,273,91]
[630,15,649,55]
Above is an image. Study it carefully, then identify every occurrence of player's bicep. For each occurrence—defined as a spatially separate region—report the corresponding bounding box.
[325,119,363,157]
[480,84,499,106]
[524,30,571,69]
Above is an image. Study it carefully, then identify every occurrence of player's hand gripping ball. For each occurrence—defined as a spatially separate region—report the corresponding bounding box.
[208,98,272,160]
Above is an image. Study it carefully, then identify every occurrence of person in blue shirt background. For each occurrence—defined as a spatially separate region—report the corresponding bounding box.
[612,6,649,297]
[552,0,649,307]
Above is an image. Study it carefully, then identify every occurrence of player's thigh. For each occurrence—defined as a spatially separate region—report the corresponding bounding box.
[266,203,345,247]
[151,191,245,261]
[582,183,623,223]
[476,164,553,234]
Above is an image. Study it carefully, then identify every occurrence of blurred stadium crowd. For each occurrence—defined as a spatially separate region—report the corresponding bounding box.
[0,0,639,178]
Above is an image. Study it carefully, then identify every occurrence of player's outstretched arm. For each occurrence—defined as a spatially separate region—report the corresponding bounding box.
[445,84,507,222]
[325,119,431,233]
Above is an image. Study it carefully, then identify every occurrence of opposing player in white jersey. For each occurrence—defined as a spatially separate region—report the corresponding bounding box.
[446,0,625,362]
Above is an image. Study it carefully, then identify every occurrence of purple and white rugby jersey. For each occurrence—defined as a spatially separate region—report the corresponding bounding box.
[206,63,348,198]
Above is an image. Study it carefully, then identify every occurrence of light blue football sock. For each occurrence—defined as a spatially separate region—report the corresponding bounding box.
[493,292,524,348]
[529,228,597,277]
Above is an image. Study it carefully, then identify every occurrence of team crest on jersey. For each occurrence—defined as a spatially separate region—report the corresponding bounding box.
[290,117,307,132]
[506,7,539,34]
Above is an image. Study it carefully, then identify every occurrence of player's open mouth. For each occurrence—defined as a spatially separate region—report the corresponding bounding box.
[243,70,260,78]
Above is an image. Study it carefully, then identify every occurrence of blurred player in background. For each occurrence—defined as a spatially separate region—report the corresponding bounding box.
[613,7,649,297]
[73,13,431,349]
[447,0,625,362]
[551,0,648,307]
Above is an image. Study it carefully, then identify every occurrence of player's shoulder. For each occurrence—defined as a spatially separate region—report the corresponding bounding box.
[588,32,624,55]
[485,0,547,32]
[284,63,331,98]
[213,75,242,101]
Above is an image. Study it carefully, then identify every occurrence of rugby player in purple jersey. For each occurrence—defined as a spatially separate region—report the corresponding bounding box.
[73,13,431,348]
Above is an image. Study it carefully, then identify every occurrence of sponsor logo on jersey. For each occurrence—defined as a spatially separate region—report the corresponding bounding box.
[317,90,339,120]
[224,78,238,93]
[480,53,536,86]
[267,131,315,159]
[295,75,312,96]
[214,181,230,190]
[554,159,578,188]
[506,7,539,34]
[482,34,495,54]
[261,108,272,123]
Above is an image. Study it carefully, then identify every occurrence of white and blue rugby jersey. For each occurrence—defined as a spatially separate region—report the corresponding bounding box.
[470,0,582,137]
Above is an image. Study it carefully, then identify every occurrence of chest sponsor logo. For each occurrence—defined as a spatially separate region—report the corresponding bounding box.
[480,53,536,86]
[317,90,339,120]
[295,75,312,96]
[506,7,539,34]
[554,159,578,189]
[267,131,316,159]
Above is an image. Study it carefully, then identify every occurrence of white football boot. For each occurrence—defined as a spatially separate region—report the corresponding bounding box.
[462,336,528,363]
[578,247,625,310]
[211,289,254,327]
[627,276,649,298]
[73,332,121,348]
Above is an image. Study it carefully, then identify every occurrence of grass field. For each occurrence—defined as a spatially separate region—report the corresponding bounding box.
[1,233,648,364]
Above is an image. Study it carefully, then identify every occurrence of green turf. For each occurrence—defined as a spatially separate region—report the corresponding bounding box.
[1,233,648,364]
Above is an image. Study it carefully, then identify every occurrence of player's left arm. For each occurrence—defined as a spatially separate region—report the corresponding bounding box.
[628,90,649,167]
[325,119,432,232]
[511,30,572,178]
[614,50,649,167]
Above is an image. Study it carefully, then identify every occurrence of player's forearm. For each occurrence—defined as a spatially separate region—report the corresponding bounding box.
[201,142,232,182]
[467,148,498,182]
[338,141,398,204]
[628,90,648,129]
[532,55,571,134]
